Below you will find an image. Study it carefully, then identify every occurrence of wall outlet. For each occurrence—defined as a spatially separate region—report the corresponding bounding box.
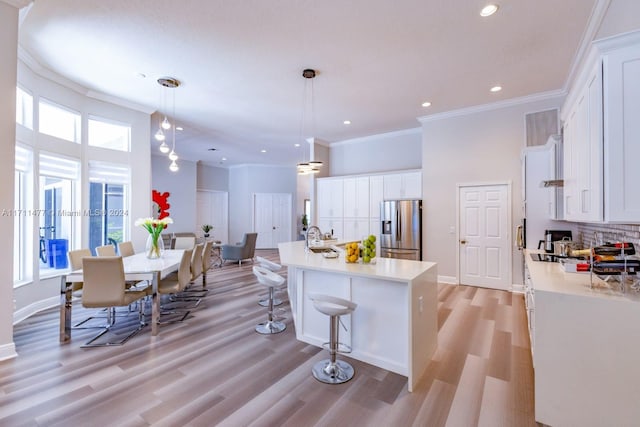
[419,296,423,313]
[449,226,455,234]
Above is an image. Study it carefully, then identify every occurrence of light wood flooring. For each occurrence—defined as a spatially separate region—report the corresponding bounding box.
[1,249,540,426]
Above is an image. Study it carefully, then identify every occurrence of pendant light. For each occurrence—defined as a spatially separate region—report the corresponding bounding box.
[156,77,181,172]
[297,68,323,175]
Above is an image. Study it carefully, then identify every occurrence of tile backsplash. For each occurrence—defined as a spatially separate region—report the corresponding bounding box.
[576,223,640,248]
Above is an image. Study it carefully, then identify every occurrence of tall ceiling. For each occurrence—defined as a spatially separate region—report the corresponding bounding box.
[18,0,598,168]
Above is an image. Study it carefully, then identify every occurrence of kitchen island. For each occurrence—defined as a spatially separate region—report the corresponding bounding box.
[278,240,438,392]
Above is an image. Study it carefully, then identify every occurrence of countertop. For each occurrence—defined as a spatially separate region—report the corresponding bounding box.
[278,240,436,282]
[525,249,640,302]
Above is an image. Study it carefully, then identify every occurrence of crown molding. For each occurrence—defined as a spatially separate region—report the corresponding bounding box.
[86,90,155,115]
[331,127,421,147]
[1,0,32,9]
[417,90,565,123]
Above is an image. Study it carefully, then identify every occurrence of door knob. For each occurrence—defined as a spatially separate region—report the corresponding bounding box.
[460,240,467,244]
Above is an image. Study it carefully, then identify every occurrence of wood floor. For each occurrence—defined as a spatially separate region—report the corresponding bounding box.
[1,249,540,426]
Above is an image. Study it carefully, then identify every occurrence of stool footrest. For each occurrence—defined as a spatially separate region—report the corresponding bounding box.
[321,341,352,354]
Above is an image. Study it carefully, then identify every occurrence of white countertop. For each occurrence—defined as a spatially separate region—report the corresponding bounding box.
[525,249,640,302]
[278,240,436,282]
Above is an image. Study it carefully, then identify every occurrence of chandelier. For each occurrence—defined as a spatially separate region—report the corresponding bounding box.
[297,68,323,175]
[154,77,180,172]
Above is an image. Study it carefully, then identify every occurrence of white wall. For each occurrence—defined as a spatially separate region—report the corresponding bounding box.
[330,128,422,176]
[0,1,19,360]
[228,164,297,244]
[420,96,564,285]
[151,155,197,234]
[197,163,229,191]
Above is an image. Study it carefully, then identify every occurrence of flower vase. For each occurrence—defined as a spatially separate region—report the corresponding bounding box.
[145,233,164,259]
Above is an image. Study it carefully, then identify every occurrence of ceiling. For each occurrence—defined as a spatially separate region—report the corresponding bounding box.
[18,0,598,168]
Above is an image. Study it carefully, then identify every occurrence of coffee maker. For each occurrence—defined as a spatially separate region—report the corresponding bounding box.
[539,230,573,253]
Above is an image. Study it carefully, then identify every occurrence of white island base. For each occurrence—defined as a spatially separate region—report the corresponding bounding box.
[278,241,438,391]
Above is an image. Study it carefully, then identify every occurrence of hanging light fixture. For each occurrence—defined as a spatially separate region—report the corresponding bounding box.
[156,77,180,172]
[297,68,323,175]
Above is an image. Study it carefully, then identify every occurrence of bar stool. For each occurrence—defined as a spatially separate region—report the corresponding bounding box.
[253,266,286,334]
[256,256,283,307]
[309,293,357,384]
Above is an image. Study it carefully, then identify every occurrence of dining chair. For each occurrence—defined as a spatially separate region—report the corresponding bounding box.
[173,236,196,250]
[96,244,117,256]
[80,256,150,347]
[201,240,213,287]
[118,241,135,257]
[158,248,194,322]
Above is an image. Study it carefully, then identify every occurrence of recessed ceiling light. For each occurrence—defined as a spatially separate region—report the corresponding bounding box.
[261,149,267,153]
[480,4,499,17]
[490,85,502,92]
[343,120,351,125]
[294,143,300,147]
[421,101,432,107]
[221,157,227,161]
[135,72,146,79]
[208,148,217,151]
[176,126,183,131]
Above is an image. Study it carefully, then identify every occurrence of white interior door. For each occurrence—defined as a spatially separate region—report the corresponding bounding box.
[253,193,292,249]
[196,190,228,243]
[458,183,511,290]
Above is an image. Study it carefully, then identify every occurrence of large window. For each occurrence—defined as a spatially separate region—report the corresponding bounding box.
[88,162,129,254]
[16,86,33,129]
[88,117,131,152]
[39,153,80,274]
[14,145,33,283]
[38,99,81,143]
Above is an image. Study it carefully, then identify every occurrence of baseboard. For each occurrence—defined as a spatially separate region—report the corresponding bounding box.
[438,275,458,284]
[512,284,525,294]
[0,342,17,361]
[13,296,59,325]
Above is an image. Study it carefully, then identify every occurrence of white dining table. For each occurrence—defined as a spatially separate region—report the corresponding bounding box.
[59,249,184,343]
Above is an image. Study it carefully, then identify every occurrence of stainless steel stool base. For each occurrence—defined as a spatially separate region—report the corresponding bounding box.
[255,320,286,334]
[312,359,355,384]
[258,297,282,307]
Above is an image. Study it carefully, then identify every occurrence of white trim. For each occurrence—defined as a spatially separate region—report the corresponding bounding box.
[331,127,421,147]
[1,0,31,8]
[594,29,640,52]
[0,342,18,362]
[13,296,59,325]
[86,90,155,115]
[512,284,525,294]
[418,90,565,124]
[437,275,458,285]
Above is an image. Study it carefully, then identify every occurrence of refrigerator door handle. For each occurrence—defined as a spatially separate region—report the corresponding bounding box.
[396,207,401,240]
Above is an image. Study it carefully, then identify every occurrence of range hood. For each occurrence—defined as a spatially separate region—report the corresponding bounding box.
[541,179,564,188]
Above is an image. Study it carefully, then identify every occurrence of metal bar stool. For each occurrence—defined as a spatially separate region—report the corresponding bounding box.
[309,293,357,384]
[253,266,286,334]
[256,256,284,307]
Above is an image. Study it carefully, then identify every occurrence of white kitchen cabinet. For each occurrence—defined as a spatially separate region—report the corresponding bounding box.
[369,175,384,218]
[383,171,422,200]
[603,43,640,222]
[343,176,369,219]
[562,34,640,224]
[562,60,603,222]
[342,218,369,242]
[316,178,343,218]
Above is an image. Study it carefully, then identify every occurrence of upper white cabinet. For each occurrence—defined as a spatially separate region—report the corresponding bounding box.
[603,43,640,222]
[316,178,343,218]
[383,171,422,200]
[343,176,369,218]
[369,175,384,218]
[562,34,640,223]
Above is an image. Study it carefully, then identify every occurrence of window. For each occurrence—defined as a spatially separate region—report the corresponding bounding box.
[16,86,33,129]
[88,117,131,152]
[38,99,81,143]
[88,162,129,253]
[39,153,80,273]
[14,145,33,283]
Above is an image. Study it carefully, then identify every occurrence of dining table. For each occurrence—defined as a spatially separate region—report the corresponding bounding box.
[59,249,184,343]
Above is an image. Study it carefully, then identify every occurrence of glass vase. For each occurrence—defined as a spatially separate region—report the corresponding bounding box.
[145,233,164,259]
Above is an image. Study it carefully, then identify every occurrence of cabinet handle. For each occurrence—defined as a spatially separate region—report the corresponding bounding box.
[460,240,467,244]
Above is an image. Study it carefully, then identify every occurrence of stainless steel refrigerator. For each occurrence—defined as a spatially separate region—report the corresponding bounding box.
[380,199,422,261]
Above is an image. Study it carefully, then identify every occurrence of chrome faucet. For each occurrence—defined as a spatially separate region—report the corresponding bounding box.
[305,225,322,252]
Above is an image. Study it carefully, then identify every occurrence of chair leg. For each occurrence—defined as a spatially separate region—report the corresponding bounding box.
[81,306,146,348]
